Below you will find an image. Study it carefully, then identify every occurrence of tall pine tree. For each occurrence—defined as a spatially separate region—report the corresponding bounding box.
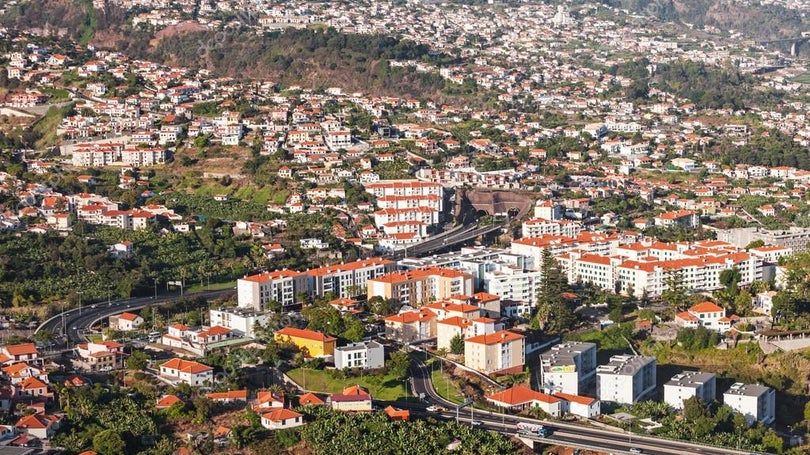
[536,248,575,333]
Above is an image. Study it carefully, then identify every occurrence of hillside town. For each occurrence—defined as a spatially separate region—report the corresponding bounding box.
[2,0,810,454]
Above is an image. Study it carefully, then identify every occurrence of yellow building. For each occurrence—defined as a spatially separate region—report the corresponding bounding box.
[274,327,336,358]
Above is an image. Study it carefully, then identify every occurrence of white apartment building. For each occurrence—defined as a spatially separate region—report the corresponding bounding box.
[305,258,396,299]
[597,355,657,404]
[208,307,270,338]
[561,251,761,298]
[723,383,776,426]
[522,218,582,239]
[482,265,542,304]
[376,194,444,212]
[237,270,312,310]
[540,342,598,395]
[373,206,440,227]
[534,200,563,220]
[334,341,384,370]
[664,371,716,410]
[364,180,443,199]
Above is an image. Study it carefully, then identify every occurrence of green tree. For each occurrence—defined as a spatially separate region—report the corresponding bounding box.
[449,334,465,355]
[761,428,784,454]
[126,349,149,370]
[342,317,366,343]
[661,269,689,311]
[535,248,574,332]
[387,350,410,379]
[745,239,765,250]
[93,429,126,455]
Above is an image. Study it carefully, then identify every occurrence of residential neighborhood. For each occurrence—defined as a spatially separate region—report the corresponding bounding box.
[1,0,810,454]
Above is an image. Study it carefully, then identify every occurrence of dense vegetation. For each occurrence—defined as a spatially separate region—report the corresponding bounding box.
[297,406,520,455]
[616,398,786,453]
[144,27,464,100]
[713,129,810,170]
[0,222,252,307]
[610,58,782,109]
[602,0,807,43]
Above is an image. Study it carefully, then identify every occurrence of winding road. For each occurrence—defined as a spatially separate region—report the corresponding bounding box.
[407,357,758,455]
[37,289,235,345]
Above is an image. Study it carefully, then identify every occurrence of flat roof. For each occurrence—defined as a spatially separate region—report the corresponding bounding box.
[596,355,655,376]
[724,383,772,397]
[665,371,715,388]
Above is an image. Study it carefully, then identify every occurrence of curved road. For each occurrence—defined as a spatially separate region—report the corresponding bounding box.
[408,357,756,455]
[38,289,235,344]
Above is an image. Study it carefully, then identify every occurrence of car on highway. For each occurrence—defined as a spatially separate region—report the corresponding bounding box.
[629,449,643,454]
[426,405,446,412]
[470,420,483,426]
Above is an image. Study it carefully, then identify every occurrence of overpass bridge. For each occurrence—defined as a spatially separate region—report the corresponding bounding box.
[759,34,810,56]
[388,221,507,260]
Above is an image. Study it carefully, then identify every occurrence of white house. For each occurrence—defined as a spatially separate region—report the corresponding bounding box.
[158,358,213,386]
[552,392,601,419]
[108,312,144,331]
[334,341,385,370]
[675,301,738,332]
[208,307,270,338]
[261,408,305,430]
[485,385,561,417]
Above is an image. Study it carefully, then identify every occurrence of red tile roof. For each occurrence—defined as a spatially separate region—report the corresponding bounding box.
[205,390,247,401]
[486,385,559,406]
[465,330,524,345]
[275,327,336,343]
[261,408,302,422]
[160,358,212,374]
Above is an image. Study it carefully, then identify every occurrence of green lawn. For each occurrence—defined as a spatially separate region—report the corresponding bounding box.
[430,366,465,404]
[185,280,237,294]
[286,368,410,401]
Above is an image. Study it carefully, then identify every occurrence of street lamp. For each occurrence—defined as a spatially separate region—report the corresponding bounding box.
[107,284,112,306]
[77,291,83,316]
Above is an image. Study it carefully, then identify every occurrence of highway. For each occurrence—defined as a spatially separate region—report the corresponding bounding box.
[392,221,507,259]
[408,358,757,455]
[37,289,235,344]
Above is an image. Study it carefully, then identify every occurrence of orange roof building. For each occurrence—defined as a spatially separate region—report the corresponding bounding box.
[486,385,561,416]
[158,359,213,386]
[274,327,336,358]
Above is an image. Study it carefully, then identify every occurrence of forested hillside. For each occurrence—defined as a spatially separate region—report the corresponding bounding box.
[601,0,807,43]
[143,27,466,100]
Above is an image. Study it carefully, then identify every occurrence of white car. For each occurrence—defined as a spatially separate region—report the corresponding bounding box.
[470,420,483,426]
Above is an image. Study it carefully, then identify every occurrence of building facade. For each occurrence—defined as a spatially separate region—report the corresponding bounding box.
[596,355,657,404]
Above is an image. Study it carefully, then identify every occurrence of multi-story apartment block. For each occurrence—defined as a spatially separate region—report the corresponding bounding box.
[664,371,716,410]
[596,355,657,404]
[436,316,498,351]
[522,218,583,238]
[464,330,525,375]
[305,258,396,299]
[384,308,437,343]
[540,342,598,395]
[723,383,776,426]
[237,270,312,310]
[367,267,474,306]
[364,180,443,199]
